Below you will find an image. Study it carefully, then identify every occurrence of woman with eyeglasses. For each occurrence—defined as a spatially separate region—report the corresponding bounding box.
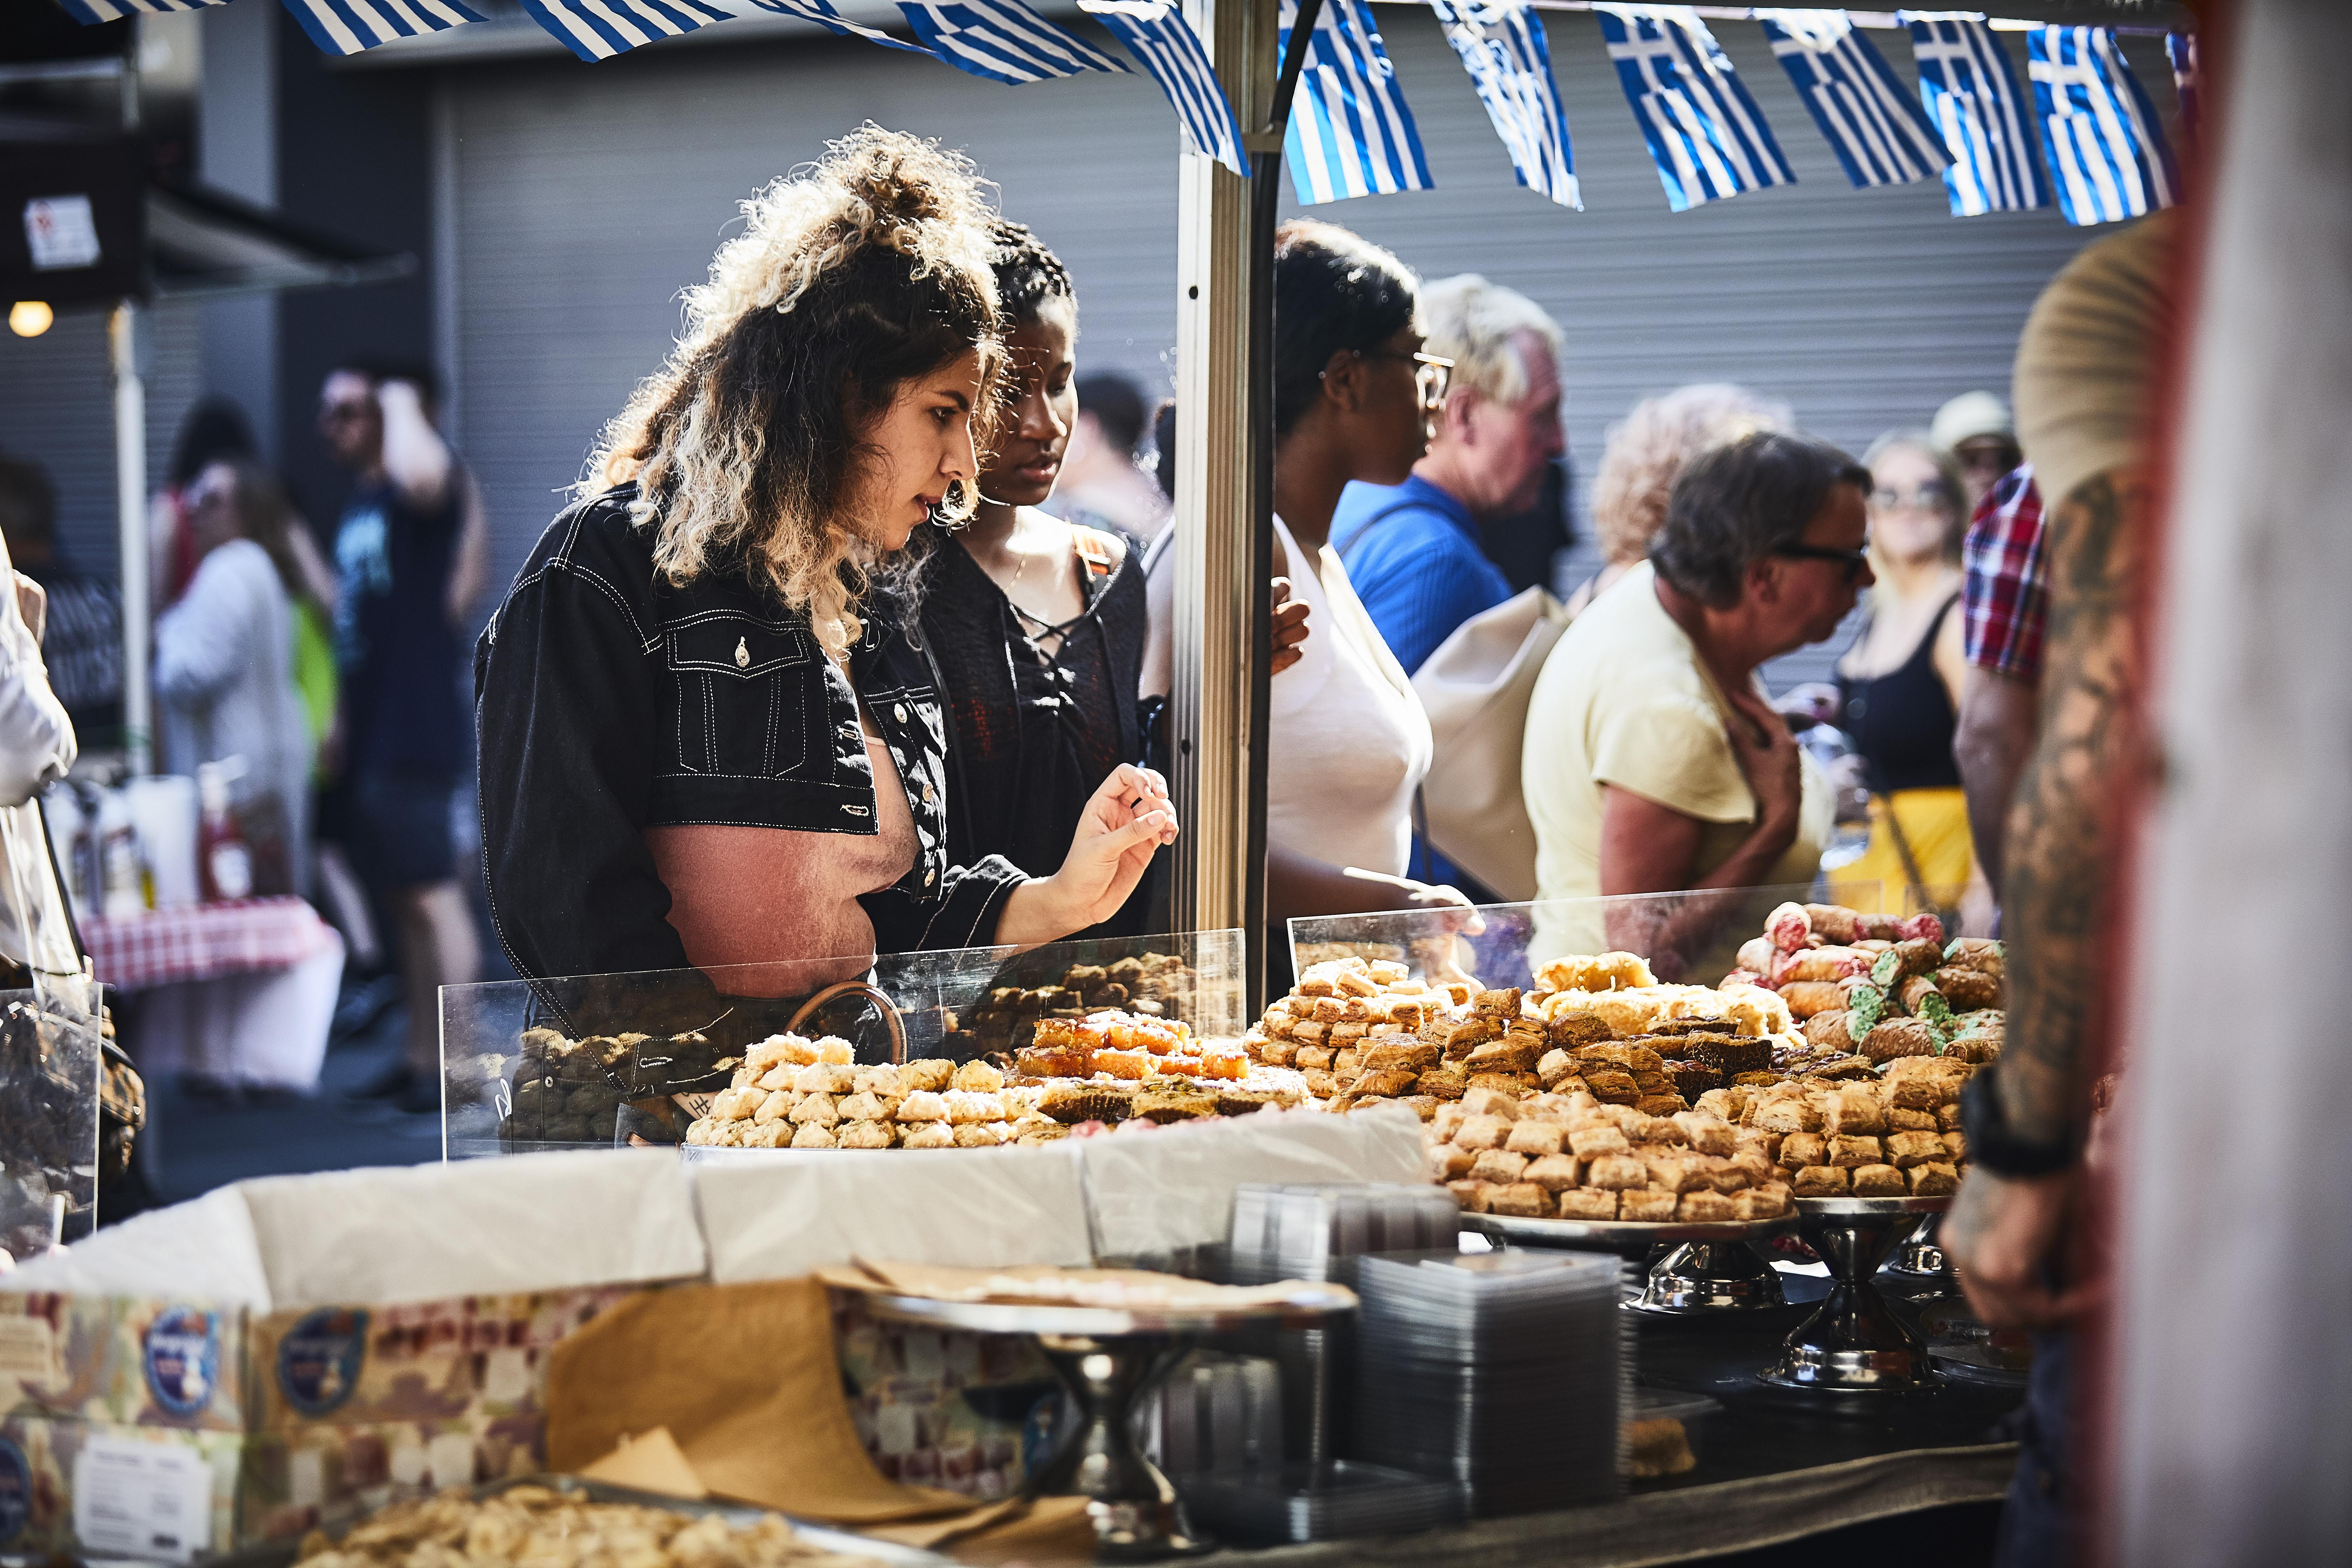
[1522,430,1865,973]
[1142,220,1471,983]
[1817,431,1986,917]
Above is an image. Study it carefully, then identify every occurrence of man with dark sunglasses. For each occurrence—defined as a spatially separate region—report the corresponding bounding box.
[1523,429,1871,971]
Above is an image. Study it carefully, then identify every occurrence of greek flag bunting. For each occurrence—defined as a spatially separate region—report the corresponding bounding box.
[895,0,1129,85]
[1278,0,1434,206]
[52,0,225,22]
[2165,31,2200,139]
[2026,27,2180,226]
[1430,0,1580,210]
[280,0,485,56]
[743,0,935,54]
[519,0,733,60]
[1076,0,1246,174]
[1595,6,1793,213]
[1904,13,2049,216]
[1756,9,1948,189]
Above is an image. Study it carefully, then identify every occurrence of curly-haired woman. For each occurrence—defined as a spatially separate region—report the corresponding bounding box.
[475,129,1175,1014]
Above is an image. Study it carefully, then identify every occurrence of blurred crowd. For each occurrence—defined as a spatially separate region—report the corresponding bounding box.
[1,212,2055,1103]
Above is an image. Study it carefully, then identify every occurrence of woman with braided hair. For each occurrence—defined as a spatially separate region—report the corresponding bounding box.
[475,130,1176,1025]
[917,221,1298,936]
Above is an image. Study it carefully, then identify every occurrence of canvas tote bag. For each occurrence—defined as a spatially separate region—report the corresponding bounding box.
[1410,586,1568,902]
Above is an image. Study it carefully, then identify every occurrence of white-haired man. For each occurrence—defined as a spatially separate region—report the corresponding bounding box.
[1332,274,1565,673]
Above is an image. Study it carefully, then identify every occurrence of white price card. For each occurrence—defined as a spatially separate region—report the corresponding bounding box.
[23,195,102,271]
[72,1434,213,1564]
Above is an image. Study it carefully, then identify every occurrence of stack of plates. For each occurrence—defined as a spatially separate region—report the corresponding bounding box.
[1228,1184,1462,1287]
[1353,1250,1626,1517]
[1181,1459,1462,1545]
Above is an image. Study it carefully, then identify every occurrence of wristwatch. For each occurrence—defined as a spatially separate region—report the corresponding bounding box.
[1959,1066,2077,1177]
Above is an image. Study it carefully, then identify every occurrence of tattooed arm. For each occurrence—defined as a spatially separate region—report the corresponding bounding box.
[1946,468,2151,1328]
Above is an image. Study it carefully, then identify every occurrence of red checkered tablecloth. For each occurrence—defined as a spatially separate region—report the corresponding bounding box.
[82,897,338,990]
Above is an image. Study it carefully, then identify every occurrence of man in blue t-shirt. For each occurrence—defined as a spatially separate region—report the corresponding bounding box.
[317,360,491,1113]
[1332,276,1566,674]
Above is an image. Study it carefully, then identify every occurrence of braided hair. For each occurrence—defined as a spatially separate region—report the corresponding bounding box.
[988,219,1074,328]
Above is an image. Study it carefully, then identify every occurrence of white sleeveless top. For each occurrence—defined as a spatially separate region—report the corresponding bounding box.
[1266,517,1433,878]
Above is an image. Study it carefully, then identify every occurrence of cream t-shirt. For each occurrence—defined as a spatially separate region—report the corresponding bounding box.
[1265,518,1432,878]
[1522,562,1830,963]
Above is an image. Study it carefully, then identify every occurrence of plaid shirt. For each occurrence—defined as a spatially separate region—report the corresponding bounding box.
[1961,464,2049,679]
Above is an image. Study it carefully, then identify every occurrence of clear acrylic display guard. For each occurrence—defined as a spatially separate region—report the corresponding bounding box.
[439,930,1247,1161]
[0,989,102,1254]
[1287,880,1944,994]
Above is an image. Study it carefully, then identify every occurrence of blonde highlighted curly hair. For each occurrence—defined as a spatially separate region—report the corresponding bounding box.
[584,125,1005,659]
[1590,383,1792,567]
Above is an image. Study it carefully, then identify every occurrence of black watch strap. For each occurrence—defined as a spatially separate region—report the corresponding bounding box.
[1960,1068,2077,1177]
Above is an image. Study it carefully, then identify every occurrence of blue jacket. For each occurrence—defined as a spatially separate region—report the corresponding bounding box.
[1331,475,1513,675]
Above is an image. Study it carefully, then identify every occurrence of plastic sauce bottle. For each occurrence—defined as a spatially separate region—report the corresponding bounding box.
[97,788,146,922]
[197,759,254,904]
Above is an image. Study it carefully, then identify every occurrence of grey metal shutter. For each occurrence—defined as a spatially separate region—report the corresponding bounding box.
[442,34,1186,595]
[0,300,204,580]
[443,14,2177,697]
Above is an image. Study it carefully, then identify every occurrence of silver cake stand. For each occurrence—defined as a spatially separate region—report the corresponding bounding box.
[848,1285,1353,1561]
[1462,1211,1800,1314]
[1883,1211,1961,1289]
[1761,1195,1953,1394]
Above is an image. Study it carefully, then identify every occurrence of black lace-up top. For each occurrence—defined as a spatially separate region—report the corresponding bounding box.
[918,521,1148,936]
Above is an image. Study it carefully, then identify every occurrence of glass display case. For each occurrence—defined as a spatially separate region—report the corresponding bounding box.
[0,991,102,1253]
[439,930,1247,1160]
[1289,881,1872,995]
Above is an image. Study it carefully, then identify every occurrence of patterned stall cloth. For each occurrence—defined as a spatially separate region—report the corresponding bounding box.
[82,897,337,990]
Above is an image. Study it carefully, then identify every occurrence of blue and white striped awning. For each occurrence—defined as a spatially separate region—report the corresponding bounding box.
[1279,0,1434,205]
[2027,25,2180,225]
[46,0,2202,225]
[1077,0,1246,173]
[1906,13,2051,216]
[1758,9,1949,189]
[1596,5,1794,212]
[1433,0,1581,211]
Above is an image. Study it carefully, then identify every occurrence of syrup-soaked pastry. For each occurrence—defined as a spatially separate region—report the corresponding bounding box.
[1524,1153,1583,1192]
[1505,1120,1567,1157]
[1616,1189,1678,1223]
[1558,1189,1620,1221]
[1485,1183,1552,1219]
[1851,1163,1906,1197]
[1791,1164,1849,1197]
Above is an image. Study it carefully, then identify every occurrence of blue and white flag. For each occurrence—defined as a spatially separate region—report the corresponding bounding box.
[2027,27,2180,226]
[1431,0,1580,210]
[1904,13,2049,216]
[2165,30,2200,140]
[519,0,732,59]
[896,0,1128,85]
[1757,9,1947,189]
[1595,6,1793,212]
[280,0,485,57]
[1279,0,1433,205]
[744,0,935,54]
[52,0,225,22]
[1077,0,1246,174]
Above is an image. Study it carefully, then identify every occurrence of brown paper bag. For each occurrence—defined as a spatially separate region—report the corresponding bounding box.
[545,1278,969,1523]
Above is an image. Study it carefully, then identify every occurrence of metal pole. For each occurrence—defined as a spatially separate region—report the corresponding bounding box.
[1173,0,1315,1013]
[111,300,150,776]
[1170,0,1271,974]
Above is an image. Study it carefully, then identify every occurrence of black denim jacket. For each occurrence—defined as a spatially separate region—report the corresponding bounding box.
[473,483,1027,987]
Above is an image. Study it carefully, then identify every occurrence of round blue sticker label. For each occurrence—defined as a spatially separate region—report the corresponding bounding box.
[143,1306,221,1418]
[0,1436,28,1545]
[275,1308,368,1419]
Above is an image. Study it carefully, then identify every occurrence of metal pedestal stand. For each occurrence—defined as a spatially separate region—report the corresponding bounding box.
[1884,1212,1961,1291]
[1461,1212,1800,1315]
[1762,1196,1952,1393]
[1636,1239,1787,1313]
[846,1285,1352,1561]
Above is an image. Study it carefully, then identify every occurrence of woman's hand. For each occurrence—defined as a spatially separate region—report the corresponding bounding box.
[1774,681,1842,731]
[994,764,1179,947]
[1270,578,1310,676]
[1725,687,1803,844]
